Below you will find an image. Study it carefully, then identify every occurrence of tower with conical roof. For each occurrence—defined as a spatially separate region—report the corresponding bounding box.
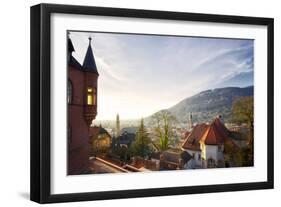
[67,34,99,175]
[83,37,99,126]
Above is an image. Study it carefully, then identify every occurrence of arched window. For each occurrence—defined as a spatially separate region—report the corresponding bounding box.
[67,80,73,104]
[87,87,96,105]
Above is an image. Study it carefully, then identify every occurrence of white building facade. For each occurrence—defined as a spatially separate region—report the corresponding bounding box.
[182,117,236,169]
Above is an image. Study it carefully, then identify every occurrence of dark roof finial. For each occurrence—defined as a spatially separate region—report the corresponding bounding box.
[88,36,92,44]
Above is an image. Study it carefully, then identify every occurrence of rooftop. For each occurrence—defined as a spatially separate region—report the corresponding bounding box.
[182,117,238,150]
[181,123,209,151]
[82,37,99,75]
[68,35,99,74]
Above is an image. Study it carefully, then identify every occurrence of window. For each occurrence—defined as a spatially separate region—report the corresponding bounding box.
[198,154,201,160]
[87,87,93,105]
[87,87,96,105]
[207,158,215,167]
[67,80,73,104]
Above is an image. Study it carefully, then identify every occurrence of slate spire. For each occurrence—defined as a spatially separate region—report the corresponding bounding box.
[68,32,75,54]
[82,37,99,74]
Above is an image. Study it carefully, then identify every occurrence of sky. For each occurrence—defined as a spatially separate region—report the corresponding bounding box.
[69,31,254,121]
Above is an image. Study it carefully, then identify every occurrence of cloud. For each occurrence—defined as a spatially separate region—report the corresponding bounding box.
[69,32,253,120]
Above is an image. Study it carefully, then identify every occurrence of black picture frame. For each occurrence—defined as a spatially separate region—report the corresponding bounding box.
[30,3,274,204]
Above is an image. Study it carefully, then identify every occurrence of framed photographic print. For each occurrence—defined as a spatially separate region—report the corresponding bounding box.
[30,3,274,203]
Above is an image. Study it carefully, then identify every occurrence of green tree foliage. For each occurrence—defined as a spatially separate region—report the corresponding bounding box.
[131,118,152,158]
[232,96,254,166]
[152,111,177,151]
[232,96,254,126]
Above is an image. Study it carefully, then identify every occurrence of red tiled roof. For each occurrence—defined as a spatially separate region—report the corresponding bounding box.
[184,131,190,138]
[200,122,224,145]
[181,124,209,151]
[200,118,237,147]
[182,117,237,150]
[214,118,229,138]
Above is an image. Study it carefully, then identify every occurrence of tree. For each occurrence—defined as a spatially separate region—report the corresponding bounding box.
[232,97,253,125]
[152,111,177,151]
[131,118,151,158]
[232,96,254,166]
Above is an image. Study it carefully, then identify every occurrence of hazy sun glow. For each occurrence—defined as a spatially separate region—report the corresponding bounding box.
[69,32,253,121]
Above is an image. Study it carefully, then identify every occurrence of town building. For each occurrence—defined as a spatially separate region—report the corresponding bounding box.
[181,116,237,169]
[114,131,136,148]
[181,123,209,168]
[67,35,99,175]
[90,126,112,155]
[159,149,191,170]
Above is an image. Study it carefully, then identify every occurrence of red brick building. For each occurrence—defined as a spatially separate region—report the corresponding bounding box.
[67,35,99,175]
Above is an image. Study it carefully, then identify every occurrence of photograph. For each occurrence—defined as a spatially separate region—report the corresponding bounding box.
[29,2,274,203]
[67,31,254,175]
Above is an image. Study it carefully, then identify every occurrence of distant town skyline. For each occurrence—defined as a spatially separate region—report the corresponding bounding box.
[69,31,253,121]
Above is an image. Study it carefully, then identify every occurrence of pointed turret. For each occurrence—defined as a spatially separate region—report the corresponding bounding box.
[83,37,99,126]
[68,32,82,69]
[82,37,99,75]
[67,32,74,63]
[68,32,75,54]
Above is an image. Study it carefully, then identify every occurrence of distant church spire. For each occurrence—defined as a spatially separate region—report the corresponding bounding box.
[116,113,120,137]
[189,112,193,130]
[82,36,99,75]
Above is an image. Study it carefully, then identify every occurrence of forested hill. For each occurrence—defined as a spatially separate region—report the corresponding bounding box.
[146,86,253,125]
